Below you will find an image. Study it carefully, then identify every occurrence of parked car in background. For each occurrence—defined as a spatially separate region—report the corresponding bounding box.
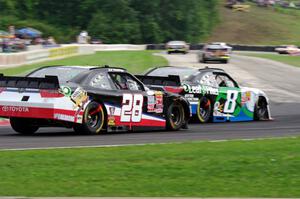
[198,44,231,63]
[165,41,189,54]
[275,45,300,55]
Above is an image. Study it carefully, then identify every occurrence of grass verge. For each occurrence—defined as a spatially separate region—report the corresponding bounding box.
[0,50,167,75]
[0,137,300,197]
[241,53,300,67]
[208,0,300,45]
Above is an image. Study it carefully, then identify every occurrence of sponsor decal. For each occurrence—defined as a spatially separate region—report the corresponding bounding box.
[60,86,72,97]
[108,106,116,126]
[241,91,251,105]
[147,95,155,112]
[71,87,88,107]
[2,106,29,112]
[184,94,198,103]
[54,113,75,122]
[154,91,163,113]
[183,84,218,95]
[108,68,125,72]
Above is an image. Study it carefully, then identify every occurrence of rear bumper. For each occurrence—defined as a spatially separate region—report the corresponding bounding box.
[204,56,230,61]
[0,103,83,123]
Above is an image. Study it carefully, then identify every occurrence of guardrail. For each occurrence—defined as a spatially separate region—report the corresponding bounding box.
[0,44,147,68]
[0,45,82,68]
[0,43,284,68]
[147,44,280,52]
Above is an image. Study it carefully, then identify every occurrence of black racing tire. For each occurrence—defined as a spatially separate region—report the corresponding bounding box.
[254,98,269,120]
[73,124,85,134]
[10,117,39,135]
[75,101,106,135]
[196,96,212,123]
[222,60,228,64]
[166,101,185,131]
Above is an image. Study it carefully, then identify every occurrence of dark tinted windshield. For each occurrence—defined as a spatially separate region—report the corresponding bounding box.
[147,67,197,80]
[28,67,89,83]
[207,48,227,51]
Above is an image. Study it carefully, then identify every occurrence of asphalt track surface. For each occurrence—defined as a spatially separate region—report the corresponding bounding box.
[0,51,299,150]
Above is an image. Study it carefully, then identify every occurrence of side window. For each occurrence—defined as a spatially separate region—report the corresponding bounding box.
[110,73,143,91]
[89,72,112,90]
[215,74,236,88]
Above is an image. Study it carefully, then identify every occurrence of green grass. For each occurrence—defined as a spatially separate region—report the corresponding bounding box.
[208,0,300,45]
[242,53,300,67]
[0,50,167,76]
[0,137,300,197]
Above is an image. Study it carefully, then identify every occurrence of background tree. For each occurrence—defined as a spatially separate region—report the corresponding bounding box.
[0,0,219,43]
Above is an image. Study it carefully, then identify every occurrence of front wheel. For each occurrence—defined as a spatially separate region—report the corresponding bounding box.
[196,96,212,123]
[10,118,39,135]
[75,101,105,134]
[254,98,269,120]
[166,101,185,131]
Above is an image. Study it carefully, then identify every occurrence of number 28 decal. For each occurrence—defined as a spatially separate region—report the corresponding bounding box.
[121,94,144,122]
[223,90,239,113]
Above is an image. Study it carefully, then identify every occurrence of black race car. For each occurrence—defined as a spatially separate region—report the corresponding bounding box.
[0,66,190,135]
[138,66,271,123]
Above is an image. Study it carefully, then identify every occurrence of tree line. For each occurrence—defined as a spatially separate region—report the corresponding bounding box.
[0,0,219,43]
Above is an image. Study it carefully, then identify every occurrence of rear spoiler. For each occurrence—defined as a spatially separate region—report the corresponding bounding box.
[136,75,181,87]
[0,74,59,89]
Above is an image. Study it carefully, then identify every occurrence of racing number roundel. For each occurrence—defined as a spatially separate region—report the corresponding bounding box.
[224,90,239,113]
[121,94,144,122]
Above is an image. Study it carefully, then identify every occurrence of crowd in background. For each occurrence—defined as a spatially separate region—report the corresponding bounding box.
[0,26,58,53]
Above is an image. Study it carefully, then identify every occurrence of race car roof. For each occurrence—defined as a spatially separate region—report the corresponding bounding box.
[28,65,126,74]
[148,66,225,73]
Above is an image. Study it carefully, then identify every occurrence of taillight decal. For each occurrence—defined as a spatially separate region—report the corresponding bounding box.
[40,90,64,98]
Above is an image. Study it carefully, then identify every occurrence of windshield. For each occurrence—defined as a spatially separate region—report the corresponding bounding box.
[167,41,186,45]
[147,67,197,81]
[28,67,89,83]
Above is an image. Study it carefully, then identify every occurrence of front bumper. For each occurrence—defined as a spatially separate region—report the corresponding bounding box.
[167,48,188,53]
[204,56,230,61]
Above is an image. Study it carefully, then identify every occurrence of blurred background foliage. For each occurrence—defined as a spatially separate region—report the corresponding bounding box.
[0,0,219,43]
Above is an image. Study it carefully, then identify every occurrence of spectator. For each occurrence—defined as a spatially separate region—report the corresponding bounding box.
[77,30,90,44]
[47,36,56,45]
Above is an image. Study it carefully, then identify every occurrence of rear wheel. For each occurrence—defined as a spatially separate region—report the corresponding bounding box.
[254,98,269,120]
[10,118,39,135]
[166,101,185,131]
[74,101,105,134]
[196,96,212,123]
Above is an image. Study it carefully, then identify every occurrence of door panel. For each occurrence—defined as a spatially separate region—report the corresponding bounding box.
[213,87,255,122]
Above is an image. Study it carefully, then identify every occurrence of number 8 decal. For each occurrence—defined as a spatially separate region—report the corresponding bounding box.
[121,94,144,122]
[224,90,239,113]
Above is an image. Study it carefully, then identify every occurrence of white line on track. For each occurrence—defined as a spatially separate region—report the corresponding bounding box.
[0,136,297,151]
